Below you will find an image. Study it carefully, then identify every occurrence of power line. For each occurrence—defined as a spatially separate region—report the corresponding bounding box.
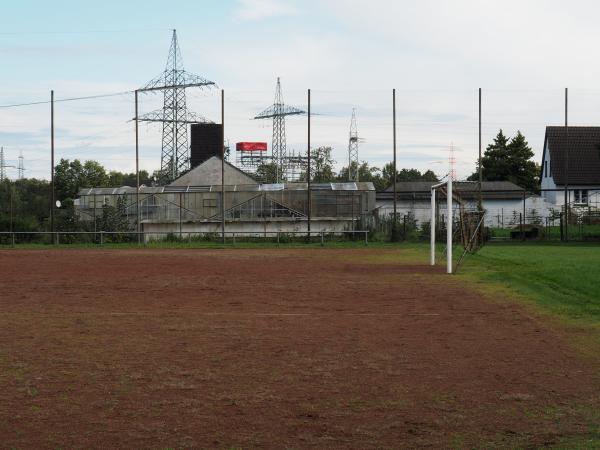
[0,28,169,36]
[0,91,133,109]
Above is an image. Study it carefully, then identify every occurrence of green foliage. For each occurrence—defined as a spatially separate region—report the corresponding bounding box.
[255,162,279,183]
[98,196,130,234]
[0,179,50,232]
[338,161,438,191]
[307,146,337,183]
[108,170,151,187]
[337,161,386,190]
[54,159,111,202]
[468,129,540,192]
[381,163,439,187]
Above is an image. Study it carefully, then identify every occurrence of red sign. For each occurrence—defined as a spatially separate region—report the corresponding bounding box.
[236,142,268,152]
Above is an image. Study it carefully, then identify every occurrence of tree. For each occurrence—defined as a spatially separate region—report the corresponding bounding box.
[255,162,279,184]
[381,163,439,187]
[54,159,84,201]
[98,196,130,235]
[302,146,336,182]
[108,170,151,187]
[337,161,386,190]
[0,178,51,232]
[468,129,539,192]
[81,160,109,188]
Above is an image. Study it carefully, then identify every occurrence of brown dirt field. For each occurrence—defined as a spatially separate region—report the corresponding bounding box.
[0,248,598,449]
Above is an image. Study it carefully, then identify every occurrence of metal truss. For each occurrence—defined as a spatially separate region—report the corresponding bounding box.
[254,78,304,182]
[348,108,359,181]
[139,29,216,182]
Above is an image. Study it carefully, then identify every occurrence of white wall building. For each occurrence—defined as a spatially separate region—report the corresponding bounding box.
[540,126,600,209]
[376,181,550,228]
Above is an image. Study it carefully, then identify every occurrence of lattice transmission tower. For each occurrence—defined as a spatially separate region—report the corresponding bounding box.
[138,29,216,182]
[0,147,5,182]
[18,151,24,179]
[348,108,360,181]
[254,78,305,182]
[449,142,457,181]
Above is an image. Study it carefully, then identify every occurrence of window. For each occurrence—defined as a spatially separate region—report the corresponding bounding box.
[574,189,588,204]
[544,161,548,178]
[203,198,217,208]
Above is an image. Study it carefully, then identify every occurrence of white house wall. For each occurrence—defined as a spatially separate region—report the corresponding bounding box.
[376,196,551,228]
[541,141,558,204]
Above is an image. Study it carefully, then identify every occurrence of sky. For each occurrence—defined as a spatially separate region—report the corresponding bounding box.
[3,0,600,182]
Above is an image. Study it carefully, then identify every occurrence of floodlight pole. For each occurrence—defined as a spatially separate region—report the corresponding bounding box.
[221,89,225,244]
[135,89,141,244]
[50,90,55,242]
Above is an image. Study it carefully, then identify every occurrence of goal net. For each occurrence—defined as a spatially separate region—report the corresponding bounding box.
[430,179,486,274]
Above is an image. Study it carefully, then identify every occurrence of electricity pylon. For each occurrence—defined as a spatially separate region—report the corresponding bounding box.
[138,29,216,182]
[254,78,305,182]
[0,147,6,182]
[348,108,360,181]
[18,151,24,179]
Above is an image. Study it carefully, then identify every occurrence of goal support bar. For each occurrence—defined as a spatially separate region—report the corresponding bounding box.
[430,178,453,274]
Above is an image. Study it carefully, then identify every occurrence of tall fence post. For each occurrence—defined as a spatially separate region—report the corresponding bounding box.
[179,192,183,239]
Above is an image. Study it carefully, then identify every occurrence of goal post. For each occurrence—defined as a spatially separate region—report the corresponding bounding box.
[430,178,453,274]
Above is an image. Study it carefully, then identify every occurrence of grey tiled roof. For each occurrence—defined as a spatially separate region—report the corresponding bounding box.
[380,180,527,200]
[543,126,600,185]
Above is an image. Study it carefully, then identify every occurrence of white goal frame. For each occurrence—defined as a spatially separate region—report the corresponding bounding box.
[430,178,453,274]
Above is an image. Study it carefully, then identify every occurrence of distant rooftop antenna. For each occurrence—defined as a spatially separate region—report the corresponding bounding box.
[348,108,360,181]
[254,77,305,182]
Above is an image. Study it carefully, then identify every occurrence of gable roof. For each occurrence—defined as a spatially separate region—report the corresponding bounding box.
[383,180,525,197]
[169,156,257,187]
[542,126,600,185]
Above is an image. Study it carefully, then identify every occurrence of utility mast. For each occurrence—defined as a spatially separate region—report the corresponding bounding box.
[18,151,24,180]
[137,29,216,182]
[449,143,457,181]
[254,78,305,182]
[348,108,359,181]
[0,147,6,182]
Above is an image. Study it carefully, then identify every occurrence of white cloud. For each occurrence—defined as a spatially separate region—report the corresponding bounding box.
[233,0,298,21]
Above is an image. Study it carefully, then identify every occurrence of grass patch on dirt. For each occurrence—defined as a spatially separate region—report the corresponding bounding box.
[458,243,600,323]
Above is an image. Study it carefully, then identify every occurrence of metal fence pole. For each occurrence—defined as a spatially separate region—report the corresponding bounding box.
[221,89,225,244]
[135,89,141,245]
[393,88,397,225]
[307,88,311,238]
[179,192,182,239]
[50,90,55,244]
